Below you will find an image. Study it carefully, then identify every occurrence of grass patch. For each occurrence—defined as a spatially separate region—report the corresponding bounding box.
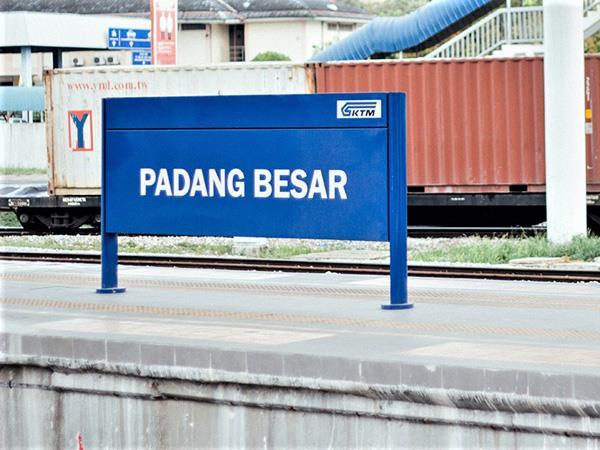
[0,236,234,256]
[0,236,337,259]
[410,235,600,264]
[0,212,20,227]
[119,241,233,256]
[0,236,99,252]
[259,244,318,259]
[0,168,46,176]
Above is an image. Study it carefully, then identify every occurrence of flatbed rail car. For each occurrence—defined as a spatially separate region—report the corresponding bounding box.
[3,57,600,231]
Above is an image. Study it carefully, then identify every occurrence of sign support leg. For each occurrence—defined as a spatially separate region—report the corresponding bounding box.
[96,232,126,294]
[382,93,412,310]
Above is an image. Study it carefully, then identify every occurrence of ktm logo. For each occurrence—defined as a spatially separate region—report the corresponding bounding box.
[68,110,94,151]
[336,100,382,119]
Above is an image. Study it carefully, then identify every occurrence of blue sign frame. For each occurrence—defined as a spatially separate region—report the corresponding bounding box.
[98,93,411,310]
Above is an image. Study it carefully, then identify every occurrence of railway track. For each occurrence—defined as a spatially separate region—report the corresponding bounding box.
[0,226,545,238]
[0,227,98,237]
[1,250,598,283]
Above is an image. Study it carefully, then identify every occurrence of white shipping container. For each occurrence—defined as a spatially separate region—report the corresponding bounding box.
[45,63,313,195]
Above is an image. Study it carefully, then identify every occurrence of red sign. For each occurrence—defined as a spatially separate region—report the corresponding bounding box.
[151,0,177,65]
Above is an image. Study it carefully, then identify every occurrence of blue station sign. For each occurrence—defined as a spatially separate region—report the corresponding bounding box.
[131,50,152,65]
[99,93,411,309]
[108,28,151,49]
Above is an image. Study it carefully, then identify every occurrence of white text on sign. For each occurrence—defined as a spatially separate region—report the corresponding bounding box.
[139,168,348,200]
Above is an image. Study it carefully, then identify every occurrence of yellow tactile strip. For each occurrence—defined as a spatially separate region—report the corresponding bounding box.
[2,271,600,311]
[2,296,600,341]
[1,272,388,297]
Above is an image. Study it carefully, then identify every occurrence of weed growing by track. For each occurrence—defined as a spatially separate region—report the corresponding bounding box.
[1,233,599,265]
[0,212,20,227]
[410,235,600,263]
[0,235,341,259]
[0,168,47,176]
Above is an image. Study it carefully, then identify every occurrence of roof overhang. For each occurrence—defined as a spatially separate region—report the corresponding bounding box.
[0,11,150,52]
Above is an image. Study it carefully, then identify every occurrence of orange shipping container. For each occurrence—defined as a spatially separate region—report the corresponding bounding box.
[315,56,600,193]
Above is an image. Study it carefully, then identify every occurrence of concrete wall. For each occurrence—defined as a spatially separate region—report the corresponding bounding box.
[1,364,598,449]
[0,123,46,169]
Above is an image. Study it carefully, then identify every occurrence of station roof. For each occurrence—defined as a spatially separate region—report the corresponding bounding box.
[0,0,370,22]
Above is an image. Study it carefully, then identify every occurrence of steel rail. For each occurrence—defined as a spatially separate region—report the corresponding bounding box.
[0,250,598,283]
[0,226,545,238]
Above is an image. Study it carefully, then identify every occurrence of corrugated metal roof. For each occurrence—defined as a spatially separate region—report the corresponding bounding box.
[0,0,370,21]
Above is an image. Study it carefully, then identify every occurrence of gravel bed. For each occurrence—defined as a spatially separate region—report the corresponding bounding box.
[0,234,476,253]
[2,234,600,270]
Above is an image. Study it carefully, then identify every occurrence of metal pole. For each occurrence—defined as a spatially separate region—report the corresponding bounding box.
[96,232,125,294]
[543,0,587,243]
[506,0,512,45]
[20,46,32,122]
[382,93,413,311]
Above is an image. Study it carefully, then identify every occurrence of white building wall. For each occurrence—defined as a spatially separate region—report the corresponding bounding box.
[321,21,362,49]
[210,24,230,63]
[305,21,324,59]
[245,21,307,61]
[0,123,46,169]
[178,27,212,65]
[0,53,53,85]
[62,50,133,68]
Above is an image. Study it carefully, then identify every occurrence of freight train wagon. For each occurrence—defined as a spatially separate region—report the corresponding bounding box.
[2,62,313,229]
[315,56,600,231]
[3,57,600,231]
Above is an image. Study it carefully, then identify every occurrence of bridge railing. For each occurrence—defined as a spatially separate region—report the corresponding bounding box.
[428,1,600,59]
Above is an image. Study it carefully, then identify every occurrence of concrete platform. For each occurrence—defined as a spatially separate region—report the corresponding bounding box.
[1,260,600,448]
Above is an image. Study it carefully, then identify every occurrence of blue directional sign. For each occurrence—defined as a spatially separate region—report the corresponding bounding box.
[108,28,151,49]
[132,50,152,65]
[98,93,411,310]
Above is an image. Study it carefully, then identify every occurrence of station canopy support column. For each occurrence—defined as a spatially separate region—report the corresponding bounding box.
[543,0,587,243]
[20,46,32,122]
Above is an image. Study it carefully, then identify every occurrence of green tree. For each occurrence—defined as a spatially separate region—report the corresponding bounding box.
[251,51,291,62]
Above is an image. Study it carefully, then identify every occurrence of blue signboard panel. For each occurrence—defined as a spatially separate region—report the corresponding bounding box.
[105,128,388,240]
[132,50,152,65]
[108,28,151,49]
[99,93,411,309]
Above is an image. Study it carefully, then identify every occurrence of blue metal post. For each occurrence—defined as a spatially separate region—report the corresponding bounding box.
[97,231,125,294]
[382,93,412,310]
[96,99,125,294]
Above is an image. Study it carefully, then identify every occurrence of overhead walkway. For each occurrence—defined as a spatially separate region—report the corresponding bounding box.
[310,0,503,61]
[427,0,600,59]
